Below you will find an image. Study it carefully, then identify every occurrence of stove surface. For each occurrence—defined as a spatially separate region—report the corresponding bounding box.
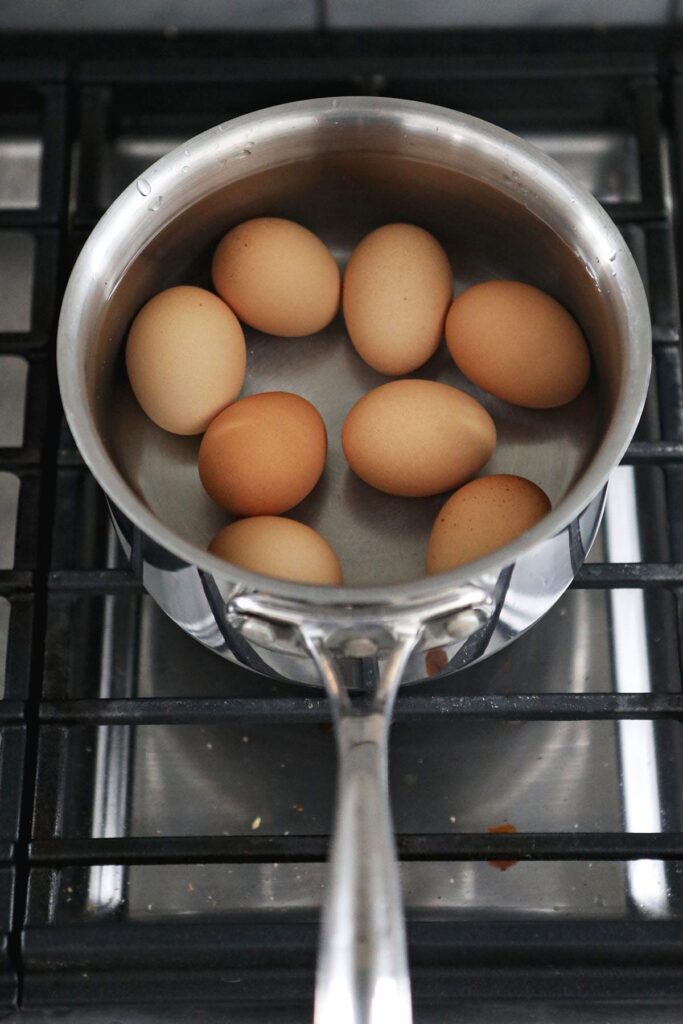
[1,32,683,1017]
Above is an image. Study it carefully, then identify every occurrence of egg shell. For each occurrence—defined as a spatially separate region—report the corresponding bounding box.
[342,379,496,498]
[427,474,551,574]
[125,285,246,435]
[198,391,327,516]
[209,516,343,585]
[211,217,341,337]
[445,280,590,409]
[342,223,453,375]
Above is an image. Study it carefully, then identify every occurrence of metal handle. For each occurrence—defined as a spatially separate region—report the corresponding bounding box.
[317,711,410,1024]
[304,630,418,1024]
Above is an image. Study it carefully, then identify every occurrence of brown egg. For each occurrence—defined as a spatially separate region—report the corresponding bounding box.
[125,285,246,435]
[211,217,340,337]
[342,380,496,498]
[445,280,590,408]
[343,223,453,375]
[199,391,327,516]
[209,516,342,585]
[427,474,551,574]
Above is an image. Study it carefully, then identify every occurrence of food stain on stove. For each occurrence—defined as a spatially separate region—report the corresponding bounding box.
[487,822,519,871]
[425,647,448,677]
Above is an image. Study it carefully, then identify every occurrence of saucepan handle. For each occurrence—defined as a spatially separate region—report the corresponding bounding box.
[304,631,417,1024]
[316,710,411,1024]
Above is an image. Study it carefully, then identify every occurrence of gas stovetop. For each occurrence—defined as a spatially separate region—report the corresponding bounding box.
[1,30,683,1022]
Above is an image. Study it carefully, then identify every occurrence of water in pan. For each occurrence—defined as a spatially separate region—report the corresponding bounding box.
[112,322,598,587]
[108,148,602,587]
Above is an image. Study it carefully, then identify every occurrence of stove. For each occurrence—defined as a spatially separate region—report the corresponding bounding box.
[1,30,683,1021]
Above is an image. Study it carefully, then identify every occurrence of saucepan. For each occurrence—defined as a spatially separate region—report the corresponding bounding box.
[57,97,650,1023]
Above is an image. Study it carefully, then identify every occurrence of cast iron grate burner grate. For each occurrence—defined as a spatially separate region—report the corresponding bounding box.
[2,35,683,1012]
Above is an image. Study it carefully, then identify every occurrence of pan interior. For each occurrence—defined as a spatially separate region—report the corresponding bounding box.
[102,152,603,587]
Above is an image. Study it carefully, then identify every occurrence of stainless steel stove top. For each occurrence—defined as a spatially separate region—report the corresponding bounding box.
[2,44,683,1019]
[67,465,680,928]
[29,126,679,918]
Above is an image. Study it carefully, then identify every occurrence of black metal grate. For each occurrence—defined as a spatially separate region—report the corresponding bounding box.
[3,31,683,1011]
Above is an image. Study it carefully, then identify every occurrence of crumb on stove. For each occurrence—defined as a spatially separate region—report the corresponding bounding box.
[251,816,262,830]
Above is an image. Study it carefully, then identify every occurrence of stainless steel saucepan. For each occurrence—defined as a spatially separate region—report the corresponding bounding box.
[57,97,650,1024]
